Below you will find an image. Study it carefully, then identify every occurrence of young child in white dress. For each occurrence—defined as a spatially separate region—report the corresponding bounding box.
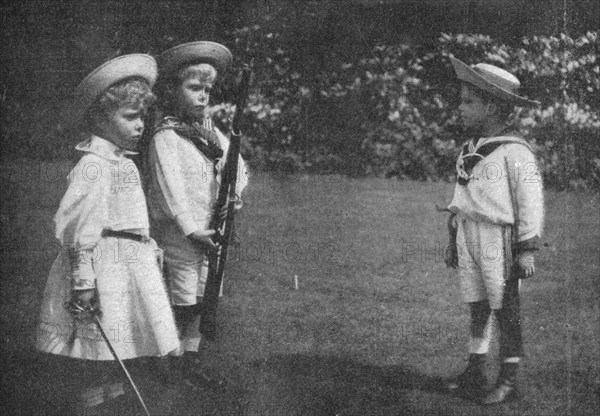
[36,54,180,413]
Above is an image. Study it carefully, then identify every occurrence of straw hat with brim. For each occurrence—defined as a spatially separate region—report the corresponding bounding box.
[158,41,233,78]
[450,57,540,107]
[71,54,158,127]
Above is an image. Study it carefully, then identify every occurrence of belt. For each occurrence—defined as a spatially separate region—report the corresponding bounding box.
[101,229,151,243]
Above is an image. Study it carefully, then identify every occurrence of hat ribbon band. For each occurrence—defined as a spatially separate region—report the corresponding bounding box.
[473,67,520,95]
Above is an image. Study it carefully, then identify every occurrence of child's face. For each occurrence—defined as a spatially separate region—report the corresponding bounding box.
[458,85,489,130]
[97,104,145,151]
[175,74,213,122]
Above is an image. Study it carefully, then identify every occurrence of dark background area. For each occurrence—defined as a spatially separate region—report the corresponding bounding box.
[2,0,597,101]
[1,1,599,188]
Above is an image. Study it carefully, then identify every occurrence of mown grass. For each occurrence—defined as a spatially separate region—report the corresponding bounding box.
[1,161,598,415]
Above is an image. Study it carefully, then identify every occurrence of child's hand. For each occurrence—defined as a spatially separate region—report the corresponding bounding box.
[187,229,217,250]
[516,252,535,278]
[218,197,243,221]
[219,204,228,221]
[232,196,243,213]
[67,289,100,321]
[74,289,96,308]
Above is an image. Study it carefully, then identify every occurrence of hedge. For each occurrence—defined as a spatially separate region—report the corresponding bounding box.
[2,28,598,190]
[223,27,599,189]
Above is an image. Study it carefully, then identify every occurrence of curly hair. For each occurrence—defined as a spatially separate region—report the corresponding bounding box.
[84,77,156,132]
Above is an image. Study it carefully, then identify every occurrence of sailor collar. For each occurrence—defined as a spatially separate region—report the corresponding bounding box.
[75,135,138,161]
[456,135,532,185]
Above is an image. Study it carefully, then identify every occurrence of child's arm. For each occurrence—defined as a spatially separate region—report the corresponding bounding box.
[187,229,217,250]
[505,144,544,277]
[150,130,213,236]
[55,156,111,294]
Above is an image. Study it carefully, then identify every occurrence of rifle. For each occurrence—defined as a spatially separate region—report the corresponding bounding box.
[200,64,252,341]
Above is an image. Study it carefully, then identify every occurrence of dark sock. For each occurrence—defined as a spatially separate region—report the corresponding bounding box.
[172,305,195,335]
[468,353,486,366]
[470,300,492,338]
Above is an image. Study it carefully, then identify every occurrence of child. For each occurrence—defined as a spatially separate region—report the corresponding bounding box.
[444,57,544,405]
[145,42,248,371]
[36,54,180,413]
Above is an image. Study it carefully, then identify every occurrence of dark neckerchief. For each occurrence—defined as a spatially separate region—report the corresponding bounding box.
[457,130,524,185]
[154,116,224,163]
[457,141,504,185]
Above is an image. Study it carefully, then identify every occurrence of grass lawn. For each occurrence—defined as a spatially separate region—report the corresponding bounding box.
[1,161,599,415]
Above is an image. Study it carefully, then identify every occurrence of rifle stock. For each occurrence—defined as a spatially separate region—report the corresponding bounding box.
[200,65,251,340]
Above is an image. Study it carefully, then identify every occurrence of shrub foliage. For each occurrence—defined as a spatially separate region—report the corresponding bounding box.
[217,28,599,189]
[2,28,598,190]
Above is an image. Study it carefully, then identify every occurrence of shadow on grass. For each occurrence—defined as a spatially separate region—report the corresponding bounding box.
[1,349,69,415]
[2,347,248,416]
[245,353,450,416]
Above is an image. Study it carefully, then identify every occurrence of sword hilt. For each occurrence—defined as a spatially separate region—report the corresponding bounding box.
[64,299,102,320]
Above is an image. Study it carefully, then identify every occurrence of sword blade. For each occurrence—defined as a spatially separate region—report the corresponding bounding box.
[94,316,151,416]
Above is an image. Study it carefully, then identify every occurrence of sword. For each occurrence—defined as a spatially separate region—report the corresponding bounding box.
[65,300,152,416]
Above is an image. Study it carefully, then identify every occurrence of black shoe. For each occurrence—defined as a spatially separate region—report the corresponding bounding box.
[482,380,517,405]
[447,354,488,399]
[482,362,519,405]
[179,352,226,390]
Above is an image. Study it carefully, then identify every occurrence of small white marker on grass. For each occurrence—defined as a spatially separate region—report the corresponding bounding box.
[294,274,299,290]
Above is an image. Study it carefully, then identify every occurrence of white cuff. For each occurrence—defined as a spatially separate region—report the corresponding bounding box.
[176,212,199,236]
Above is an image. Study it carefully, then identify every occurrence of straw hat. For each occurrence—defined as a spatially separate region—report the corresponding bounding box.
[450,57,540,106]
[158,41,233,78]
[72,54,157,126]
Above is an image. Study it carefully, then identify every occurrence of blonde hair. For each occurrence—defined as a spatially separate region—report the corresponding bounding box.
[157,63,218,115]
[177,63,217,84]
[85,77,155,130]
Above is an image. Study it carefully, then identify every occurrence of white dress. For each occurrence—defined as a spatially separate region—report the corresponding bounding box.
[36,136,180,360]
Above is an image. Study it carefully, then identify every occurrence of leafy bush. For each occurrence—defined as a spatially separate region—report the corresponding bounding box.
[227,27,598,189]
[218,25,310,173]
[437,32,600,190]
[2,23,598,190]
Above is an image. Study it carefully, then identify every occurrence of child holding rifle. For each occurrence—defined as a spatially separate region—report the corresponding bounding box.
[36,54,180,414]
[145,41,248,375]
[443,57,544,405]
